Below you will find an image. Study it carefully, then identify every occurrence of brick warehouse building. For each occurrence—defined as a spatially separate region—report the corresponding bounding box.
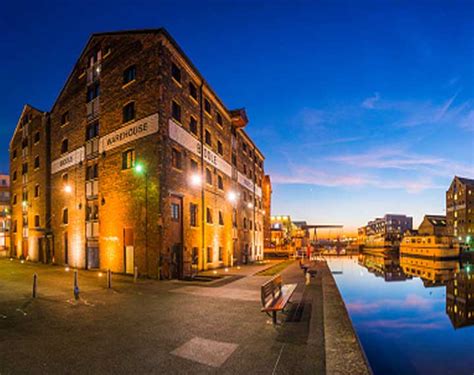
[9,28,270,278]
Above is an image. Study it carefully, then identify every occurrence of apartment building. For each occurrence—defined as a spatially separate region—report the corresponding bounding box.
[446,176,474,242]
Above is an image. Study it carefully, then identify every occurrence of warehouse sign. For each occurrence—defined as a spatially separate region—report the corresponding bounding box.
[51,147,85,174]
[169,119,232,177]
[169,119,261,197]
[99,113,159,153]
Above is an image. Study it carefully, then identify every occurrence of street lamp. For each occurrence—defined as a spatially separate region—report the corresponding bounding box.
[134,162,149,276]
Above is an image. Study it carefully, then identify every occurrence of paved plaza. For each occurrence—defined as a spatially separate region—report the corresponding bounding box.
[0,258,369,374]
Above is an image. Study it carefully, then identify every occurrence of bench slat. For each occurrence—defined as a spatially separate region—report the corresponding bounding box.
[261,283,297,312]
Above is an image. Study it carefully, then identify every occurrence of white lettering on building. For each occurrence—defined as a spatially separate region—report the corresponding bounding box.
[51,147,85,174]
[99,113,159,153]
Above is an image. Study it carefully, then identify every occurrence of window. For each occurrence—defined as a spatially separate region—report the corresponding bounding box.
[172,101,181,123]
[172,148,182,170]
[218,246,223,262]
[205,130,212,146]
[12,171,17,181]
[22,138,28,149]
[243,143,247,153]
[219,211,224,225]
[190,203,198,227]
[217,140,223,155]
[13,220,17,233]
[61,111,70,125]
[13,194,17,205]
[86,83,100,103]
[189,116,198,135]
[218,175,224,190]
[207,247,212,263]
[61,139,68,154]
[204,98,211,114]
[34,215,40,228]
[34,184,40,198]
[190,159,198,171]
[232,153,237,166]
[22,163,28,175]
[171,62,181,83]
[34,156,40,169]
[243,217,247,229]
[62,173,69,183]
[216,112,223,126]
[122,149,135,170]
[86,121,99,140]
[206,168,212,185]
[86,202,99,221]
[206,207,213,224]
[123,65,136,84]
[34,132,40,144]
[86,164,98,180]
[123,102,135,123]
[189,82,198,100]
[62,208,69,225]
[171,203,180,221]
[13,149,17,159]
[192,247,199,264]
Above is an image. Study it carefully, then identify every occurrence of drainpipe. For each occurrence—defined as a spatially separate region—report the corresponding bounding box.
[199,80,205,271]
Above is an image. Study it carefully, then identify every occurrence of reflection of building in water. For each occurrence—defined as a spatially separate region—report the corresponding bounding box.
[400,256,459,287]
[446,267,474,329]
[400,215,460,258]
[359,251,409,282]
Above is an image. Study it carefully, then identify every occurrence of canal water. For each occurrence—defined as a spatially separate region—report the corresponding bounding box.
[327,252,474,375]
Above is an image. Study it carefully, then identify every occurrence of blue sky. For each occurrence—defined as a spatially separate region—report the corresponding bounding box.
[1,0,473,230]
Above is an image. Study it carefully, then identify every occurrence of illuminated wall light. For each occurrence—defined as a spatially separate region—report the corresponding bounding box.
[247,202,253,209]
[227,191,238,203]
[189,173,202,187]
[65,266,70,272]
[64,184,72,194]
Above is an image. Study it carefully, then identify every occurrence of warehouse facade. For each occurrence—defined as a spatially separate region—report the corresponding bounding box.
[9,29,268,278]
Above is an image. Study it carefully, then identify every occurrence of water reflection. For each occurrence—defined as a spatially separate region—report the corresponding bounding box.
[446,267,474,329]
[328,250,474,375]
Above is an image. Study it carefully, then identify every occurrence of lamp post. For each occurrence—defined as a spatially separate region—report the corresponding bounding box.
[134,163,148,276]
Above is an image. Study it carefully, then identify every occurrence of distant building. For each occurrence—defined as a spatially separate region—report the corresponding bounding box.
[400,214,459,259]
[446,267,474,329]
[360,214,413,248]
[446,176,474,242]
[0,174,10,255]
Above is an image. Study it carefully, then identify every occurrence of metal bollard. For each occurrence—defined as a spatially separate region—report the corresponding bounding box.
[73,270,80,300]
[32,273,38,298]
[107,269,112,289]
[134,266,138,283]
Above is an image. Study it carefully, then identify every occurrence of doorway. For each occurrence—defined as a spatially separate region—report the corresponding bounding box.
[169,195,183,279]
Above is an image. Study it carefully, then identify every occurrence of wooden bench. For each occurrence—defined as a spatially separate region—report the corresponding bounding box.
[261,274,297,324]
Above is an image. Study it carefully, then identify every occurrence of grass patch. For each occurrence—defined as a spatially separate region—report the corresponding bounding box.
[257,260,294,276]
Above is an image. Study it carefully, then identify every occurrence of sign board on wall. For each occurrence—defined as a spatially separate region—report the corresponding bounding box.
[99,113,159,153]
[169,119,261,197]
[51,147,85,174]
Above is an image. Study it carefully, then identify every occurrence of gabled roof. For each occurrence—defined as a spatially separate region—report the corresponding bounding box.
[424,215,446,227]
[456,176,474,186]
[10,104,46,148]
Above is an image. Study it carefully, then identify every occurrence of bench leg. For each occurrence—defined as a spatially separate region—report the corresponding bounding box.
[272,311,277,325]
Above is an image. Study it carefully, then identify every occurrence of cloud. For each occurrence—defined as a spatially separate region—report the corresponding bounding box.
[327,147,474,179]
[361,319,443,330]
[362,92,381,109]
[347,294,441,314]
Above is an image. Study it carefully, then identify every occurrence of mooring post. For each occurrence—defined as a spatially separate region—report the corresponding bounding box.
[107,269,112,289]
[134,266,138,283]
[73,269,80,300]
[32,273,38,298]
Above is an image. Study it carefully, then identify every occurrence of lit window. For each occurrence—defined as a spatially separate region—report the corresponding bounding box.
[122,149,135,170]
[171,203,180,221]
